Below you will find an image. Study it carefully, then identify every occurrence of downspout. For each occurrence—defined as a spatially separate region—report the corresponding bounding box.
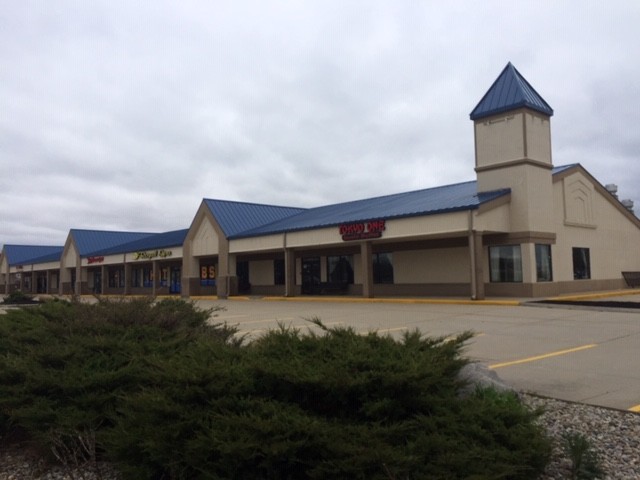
[468,210,477,300]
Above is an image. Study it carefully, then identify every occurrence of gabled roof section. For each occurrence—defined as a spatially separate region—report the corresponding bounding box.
[232,182,511,239]
[470,62,553,120]
[69,229,155,257]
[203,199,307,237]
[91,229,189,256]
[2,245,63,266]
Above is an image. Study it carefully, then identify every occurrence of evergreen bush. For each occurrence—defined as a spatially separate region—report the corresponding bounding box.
[0,302,551,479]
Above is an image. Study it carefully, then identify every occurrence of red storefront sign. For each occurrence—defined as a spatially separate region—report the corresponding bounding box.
[87,256,105,264]
[339,220,386,241]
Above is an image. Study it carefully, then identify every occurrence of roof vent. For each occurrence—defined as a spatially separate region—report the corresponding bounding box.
[605,184,618,198]
[621,199,634,213]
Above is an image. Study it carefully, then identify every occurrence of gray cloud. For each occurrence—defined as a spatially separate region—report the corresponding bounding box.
[1,1,639,245]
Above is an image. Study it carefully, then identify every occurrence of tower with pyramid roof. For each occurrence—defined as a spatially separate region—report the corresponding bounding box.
[470,62,554,233]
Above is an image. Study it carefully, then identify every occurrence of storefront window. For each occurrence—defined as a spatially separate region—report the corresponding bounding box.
[143,267,153,288]
[200,263,216,286]
[160,267,169,287]
[132,268,142,288]
[489,245,522,283]
[535,244,553,282]
[274,259,285,285]
[327,255,354,284]
[373,253,394,284]
[108,267,125,288]
[572,247,591,279]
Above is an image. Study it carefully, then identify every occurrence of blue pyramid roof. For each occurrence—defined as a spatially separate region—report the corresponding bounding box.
[470,63,553,120]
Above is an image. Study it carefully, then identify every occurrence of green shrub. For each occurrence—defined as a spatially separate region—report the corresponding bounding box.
[0,297,234,448]
[105,323,550,479]
[563,432,605,479]
[2,290,37,304]
[0,305,550,479]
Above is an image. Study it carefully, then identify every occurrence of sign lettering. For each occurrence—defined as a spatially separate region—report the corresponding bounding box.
[133,249,173,261]
[339,220,386,241]
[87,256,104,264]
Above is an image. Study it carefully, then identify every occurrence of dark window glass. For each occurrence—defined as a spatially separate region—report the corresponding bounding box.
[237,261,250,293]
[489,245,523,282]
[373,253,394,284]
[535,244,553,282]
[132,268,142,288]
[327,255,354,284]
[143,267,153,288]
[572,247,591,280]
[108,268,124,288]
[274,259,285,285]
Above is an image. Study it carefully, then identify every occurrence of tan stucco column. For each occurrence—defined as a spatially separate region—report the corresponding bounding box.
[469,231,485,300]
[217,242,230,299]
[75,263,82,296]
[152,261,158,297]
[284,248,296,297]
[100,265,106,295]
[45,270,51,294]
[360,241,374,298]
[124,264,131,295]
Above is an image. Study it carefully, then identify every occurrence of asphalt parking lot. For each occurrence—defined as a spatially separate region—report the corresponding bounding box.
[198,295,640,412]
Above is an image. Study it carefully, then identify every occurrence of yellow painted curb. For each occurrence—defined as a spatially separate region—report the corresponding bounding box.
[260,296,520,306]
[545,289,640,302]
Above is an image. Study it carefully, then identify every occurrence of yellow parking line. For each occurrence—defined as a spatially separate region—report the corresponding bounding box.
[629,404,640,413]
[489,344,597,369]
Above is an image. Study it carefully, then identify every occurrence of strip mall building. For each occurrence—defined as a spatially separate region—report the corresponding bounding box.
[2,64,640,300]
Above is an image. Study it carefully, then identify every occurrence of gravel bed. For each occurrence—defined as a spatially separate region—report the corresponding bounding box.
[1,394,638,479]
[521,394,640,479]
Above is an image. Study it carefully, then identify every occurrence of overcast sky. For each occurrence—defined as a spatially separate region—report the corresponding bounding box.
[1,1,639,246]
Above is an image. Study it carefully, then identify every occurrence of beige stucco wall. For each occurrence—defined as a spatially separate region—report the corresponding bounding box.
[394,247,470,283]
[231,234,284,254]
[286,227,343,249]
[552,171,640,281]
[30,261,60,272]
[524,112,552,164]
[475,112,525,168]
[63,244,77,268]
[474,202,511,232]
[191,218,218,256]
[478,163,553,232]
[385,212,469,239]
[475,110,552,170]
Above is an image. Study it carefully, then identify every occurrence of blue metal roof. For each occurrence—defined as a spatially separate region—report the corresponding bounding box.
[70,229,155,256]
[227,164,578,239]
[91,229,189,256]
[203,199,307,237]
[551,163,578,175]
[231,181,511,239]
[470,62,553,120]
[2,245,63,266]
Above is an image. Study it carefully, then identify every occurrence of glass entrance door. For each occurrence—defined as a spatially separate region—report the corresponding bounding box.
[301,257,321,294]
[170,267,181,294]
[93,271,102,294]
